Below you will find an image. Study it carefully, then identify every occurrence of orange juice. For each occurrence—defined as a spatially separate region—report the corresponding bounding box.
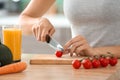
[2,26,22,62]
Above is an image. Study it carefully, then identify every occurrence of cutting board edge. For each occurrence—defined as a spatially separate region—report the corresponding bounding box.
[30,59,73,65]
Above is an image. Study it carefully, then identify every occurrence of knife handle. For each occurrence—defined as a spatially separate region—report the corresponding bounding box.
[46,35,51,43]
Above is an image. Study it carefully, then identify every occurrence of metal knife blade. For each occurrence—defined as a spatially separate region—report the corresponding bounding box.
[46,35,64,51]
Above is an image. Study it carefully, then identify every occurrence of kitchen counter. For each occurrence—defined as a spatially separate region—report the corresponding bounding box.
[0,53,120,80]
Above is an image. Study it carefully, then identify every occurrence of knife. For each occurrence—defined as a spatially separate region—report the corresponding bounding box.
[46,35,64,51]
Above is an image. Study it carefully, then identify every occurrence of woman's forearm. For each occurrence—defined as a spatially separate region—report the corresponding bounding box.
[19,0,55,35]
[94,46,120,58]
[19,15,39,35]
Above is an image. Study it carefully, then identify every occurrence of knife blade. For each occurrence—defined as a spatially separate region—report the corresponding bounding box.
[46,35,64,51]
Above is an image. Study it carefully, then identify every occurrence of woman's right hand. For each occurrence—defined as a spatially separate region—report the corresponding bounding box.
[32,17,55,42]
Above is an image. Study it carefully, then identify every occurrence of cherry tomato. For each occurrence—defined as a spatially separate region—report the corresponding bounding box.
[109,57,118,66]
[92,58,101,68]
[99,57,109,67]
[107,52,118,66]
[82,58,92,69]
[55,51,63,58]
[72,59,81,69]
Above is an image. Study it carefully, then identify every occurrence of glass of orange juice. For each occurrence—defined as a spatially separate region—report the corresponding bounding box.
[2,25,22,62]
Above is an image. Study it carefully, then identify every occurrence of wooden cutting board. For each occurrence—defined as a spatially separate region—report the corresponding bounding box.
[30,54,84,65]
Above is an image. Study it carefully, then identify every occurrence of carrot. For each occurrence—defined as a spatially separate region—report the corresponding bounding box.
[0,62,27,75]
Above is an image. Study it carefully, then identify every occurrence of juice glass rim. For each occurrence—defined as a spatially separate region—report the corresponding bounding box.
[2,24,21,30]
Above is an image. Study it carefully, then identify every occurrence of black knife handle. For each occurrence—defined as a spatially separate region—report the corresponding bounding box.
[46,35,51,43]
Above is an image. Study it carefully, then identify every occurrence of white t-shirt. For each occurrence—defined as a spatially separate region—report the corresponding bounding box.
[64,0,120,47]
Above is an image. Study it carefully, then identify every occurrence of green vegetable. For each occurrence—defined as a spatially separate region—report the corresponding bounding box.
[0,40,13,67]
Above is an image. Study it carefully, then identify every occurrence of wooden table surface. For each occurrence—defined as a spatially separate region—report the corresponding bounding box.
[0,53,120,80]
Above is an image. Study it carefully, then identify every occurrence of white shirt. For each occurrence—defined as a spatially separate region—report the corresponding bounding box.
[64,0,120,47]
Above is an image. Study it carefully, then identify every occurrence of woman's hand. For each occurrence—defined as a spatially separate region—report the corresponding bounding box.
[63,35,98,57]
[32,17,55,42]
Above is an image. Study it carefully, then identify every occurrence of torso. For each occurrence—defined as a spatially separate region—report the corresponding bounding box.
[64,0,120,47]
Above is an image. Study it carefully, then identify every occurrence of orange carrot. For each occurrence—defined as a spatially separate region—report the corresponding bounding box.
[0,62,27,75]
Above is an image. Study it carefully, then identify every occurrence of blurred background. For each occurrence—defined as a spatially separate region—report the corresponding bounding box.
[0,0,71,54]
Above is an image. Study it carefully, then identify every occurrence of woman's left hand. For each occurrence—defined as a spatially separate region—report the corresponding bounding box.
[63,35,98,56]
